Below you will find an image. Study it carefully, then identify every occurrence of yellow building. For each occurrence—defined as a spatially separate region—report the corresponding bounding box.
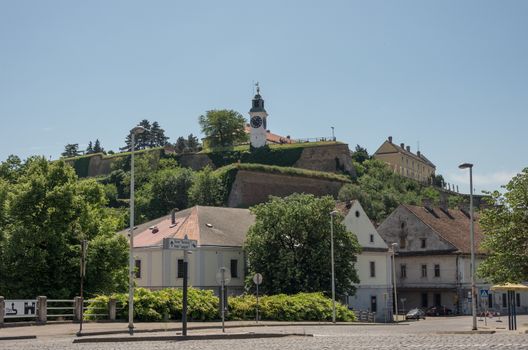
[373,136,435,183]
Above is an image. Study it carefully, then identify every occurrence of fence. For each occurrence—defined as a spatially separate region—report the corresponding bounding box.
[354,310,377,323]
[0,296,121,326]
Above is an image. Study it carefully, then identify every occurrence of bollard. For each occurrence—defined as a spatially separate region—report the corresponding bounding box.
[37,296,47,324]
[108,298,117,321]
[0,296,4,326]
[74,296,83,322]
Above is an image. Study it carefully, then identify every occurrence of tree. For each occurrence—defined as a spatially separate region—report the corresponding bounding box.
[150,121,169,147]
[478,168,528,284]
[137,167,194,220]
[188,166,224,206]
[351,145,370,164]
[175,136,187,153]
[245,194,361,296]
[187,133,200,152]
[62,143,81,157]
[0,155,23,183]
[199,109,248,148]
[93,139,104,153]
[432,174,445,188]
[86,141,94,154]
[0,158,128,298]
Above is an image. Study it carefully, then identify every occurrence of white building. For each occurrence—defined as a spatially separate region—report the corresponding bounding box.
[125,206,255,295]
[340,200,393,322]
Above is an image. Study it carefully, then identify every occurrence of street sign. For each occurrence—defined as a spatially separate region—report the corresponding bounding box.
[216,267,231,286]
[480,289,489,298]
[163,237,197,250]
[253,273,263,285]
[4,300,37,318]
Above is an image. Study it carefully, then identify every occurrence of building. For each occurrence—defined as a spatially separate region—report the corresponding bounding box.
[248,83,269,148]
[376,200,528,315]
[126,206,255,295]
[373,136,435,183]
[339,201,393,322]
[244,125,294,145]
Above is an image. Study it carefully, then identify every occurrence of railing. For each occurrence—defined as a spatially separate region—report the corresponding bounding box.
[294,137,336,143]
[47,299,75,320]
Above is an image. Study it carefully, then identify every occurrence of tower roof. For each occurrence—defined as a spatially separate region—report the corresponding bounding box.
[250,82,267,113]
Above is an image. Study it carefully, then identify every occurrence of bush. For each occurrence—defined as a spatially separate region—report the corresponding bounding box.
[85,288,355,322]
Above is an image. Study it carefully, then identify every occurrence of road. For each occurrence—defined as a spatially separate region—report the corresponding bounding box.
[0,316,527,349]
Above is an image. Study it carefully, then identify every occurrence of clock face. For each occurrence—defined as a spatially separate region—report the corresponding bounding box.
[250,116,263,128]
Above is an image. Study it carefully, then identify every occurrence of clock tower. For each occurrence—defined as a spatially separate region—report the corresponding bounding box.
[249,83,268,148]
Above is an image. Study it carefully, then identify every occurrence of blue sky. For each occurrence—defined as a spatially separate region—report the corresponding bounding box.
[1,0,527,193]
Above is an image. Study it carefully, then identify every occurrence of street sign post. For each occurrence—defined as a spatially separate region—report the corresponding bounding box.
[216,267,231,333]
[253,273,263,323]
[164,235,197,336]
[480,289,489,298]
[77,239,88,336]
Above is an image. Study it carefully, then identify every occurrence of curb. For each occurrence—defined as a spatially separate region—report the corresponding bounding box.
[73,332,313,343]
[76,321,395,337]
[436,330,496,335]
[0,335,37,341]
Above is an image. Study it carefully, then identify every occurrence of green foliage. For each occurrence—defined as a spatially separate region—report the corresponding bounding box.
[62,143,81,157]
[0,158,128,298]
[339,159,459,223]
[478,168,528,284]
[123,120,170,151]
[245,194,361,296]
[199,109,248,148]
[232,163,351,183]
[72,155,91,177]
[189,166,225,206]
[136,167,194,220]
[85,288,355,322]
[351,145,370,164]
[228,293,355,322]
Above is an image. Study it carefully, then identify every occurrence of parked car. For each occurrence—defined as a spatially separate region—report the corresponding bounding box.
[405,308,426,320]
[425,306,453,316]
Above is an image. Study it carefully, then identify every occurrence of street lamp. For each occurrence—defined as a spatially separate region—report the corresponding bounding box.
[391,243,399,322]
[128,125,145,335]
[459,162,477,331]
[330,210,338,324]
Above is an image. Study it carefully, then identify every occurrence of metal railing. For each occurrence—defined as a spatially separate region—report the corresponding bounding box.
[47,299,75,319]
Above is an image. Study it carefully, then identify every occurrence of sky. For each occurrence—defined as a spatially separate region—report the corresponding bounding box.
[1,0,527,193]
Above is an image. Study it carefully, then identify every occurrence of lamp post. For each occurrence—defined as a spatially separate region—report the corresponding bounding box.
[330,210,338,324]
[459,162,477,331]
[391,243,399,322]
[128,125,145,335]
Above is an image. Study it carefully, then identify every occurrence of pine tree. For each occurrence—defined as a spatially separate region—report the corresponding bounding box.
[93,139,104,153]
[186,134,200,152]
[150,121,169,147]
[86,141,94,154]
[62,144,80,157]
[175,136,187,153]
[137,119,151,149]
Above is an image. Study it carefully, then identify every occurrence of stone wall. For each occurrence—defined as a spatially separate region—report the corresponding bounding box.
[294,143,356,176]
[227,170,346,208]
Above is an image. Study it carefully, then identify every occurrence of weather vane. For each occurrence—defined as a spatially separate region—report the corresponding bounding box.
[255,81,260,94]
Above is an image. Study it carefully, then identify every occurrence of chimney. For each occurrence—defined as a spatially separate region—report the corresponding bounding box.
[417,150,421,157]
[422,197,432,209]
[456,185,459,193]
[345,200,352,209]
[170,208,179,225]
[388,136,393,143]
[400,143,405,149]
[439,192,448,211]
[406,146,411,152]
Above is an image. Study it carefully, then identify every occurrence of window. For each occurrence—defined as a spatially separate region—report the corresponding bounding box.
[400,264,407,278]
[230,259,238,278]
[502,293,507,308]
[517,293,521,307]
[434,264,440,277]
[370,261,376,278]
[370,296,377,313]
[421,264,427,277]
[434,293,441,306]
[369,234,374,243]
[134,260,141,279]
[421,293,428,308]
[421,238,426,249]
[177,259,184,278]
[400,236,406,249]
[355,210,360,218]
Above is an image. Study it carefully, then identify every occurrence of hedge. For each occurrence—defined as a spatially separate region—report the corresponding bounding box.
[84,288,356,322]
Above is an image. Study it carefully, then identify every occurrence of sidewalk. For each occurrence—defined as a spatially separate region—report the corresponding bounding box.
[0,320,378,339]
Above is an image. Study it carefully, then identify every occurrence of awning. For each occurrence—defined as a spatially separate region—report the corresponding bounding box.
[490,283,528,291]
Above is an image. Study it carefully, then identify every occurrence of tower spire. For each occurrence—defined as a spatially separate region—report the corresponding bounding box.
[255,81,260,95]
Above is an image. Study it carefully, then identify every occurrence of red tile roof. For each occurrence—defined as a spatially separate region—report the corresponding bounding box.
[129,206,254,248]
[403,204,483,254]
[244,125,294,144]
